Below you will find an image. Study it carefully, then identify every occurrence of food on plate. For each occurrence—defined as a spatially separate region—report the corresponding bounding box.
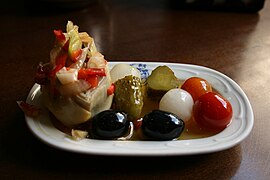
[71,129,88,140]
[181,77,212,101]
[110,63,141,83]
[35,21,113,127]
[89,109,131,139]
[109,63,144,121]
[159,88,194,122]
[17,101,41,118]
[29,61,234,141]
[193,92,233,130]
[141,110,185,140]
[145,65,181,101]
[113,75,144,121]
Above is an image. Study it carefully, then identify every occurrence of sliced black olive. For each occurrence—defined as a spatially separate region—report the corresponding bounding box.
[90,110,130,139]
[142,110,185,140]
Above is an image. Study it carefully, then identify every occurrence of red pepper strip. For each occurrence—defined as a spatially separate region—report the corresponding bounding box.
[107,83,115,96]
[34,63,50,85]
[62,39,69,52]
[53,30,66,42]
[78,68,106,88]
[49,53,67,96]
[86,76,99,88]
[78,68,106,78]
[17,101,41,118]
[70,49,82,63]
[133,118,143,130]
[50,54,67,78]
[50,53,68,78]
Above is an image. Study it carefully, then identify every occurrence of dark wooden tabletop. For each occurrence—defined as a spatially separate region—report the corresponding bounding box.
[1,0,270,179]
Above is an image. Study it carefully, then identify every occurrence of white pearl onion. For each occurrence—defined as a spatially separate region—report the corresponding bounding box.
[159,88,194,122]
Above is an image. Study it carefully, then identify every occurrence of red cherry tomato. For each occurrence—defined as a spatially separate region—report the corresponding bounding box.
[181,77,212,102]
[193,92,233,130]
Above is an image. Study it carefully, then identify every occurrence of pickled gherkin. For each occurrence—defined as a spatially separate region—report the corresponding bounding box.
[146,65,181,101]
[114,75,143,121]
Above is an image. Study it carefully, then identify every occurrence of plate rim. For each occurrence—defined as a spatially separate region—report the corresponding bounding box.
[25,61,254,156]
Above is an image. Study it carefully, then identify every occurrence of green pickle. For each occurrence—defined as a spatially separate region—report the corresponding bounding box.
[146,65,181,101]
[114,75,143,121]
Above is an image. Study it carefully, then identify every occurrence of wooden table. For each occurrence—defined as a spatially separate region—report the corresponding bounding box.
[1,0,269,179]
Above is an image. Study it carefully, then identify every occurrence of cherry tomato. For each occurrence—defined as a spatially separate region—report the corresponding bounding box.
[193,92,233,130]
[181,77,212,101]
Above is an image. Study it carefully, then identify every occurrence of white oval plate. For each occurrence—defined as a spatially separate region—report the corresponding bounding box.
[25,62,254,156]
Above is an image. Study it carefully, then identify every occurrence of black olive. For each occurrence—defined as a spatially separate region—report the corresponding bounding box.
[91,110,130,139]
[142,110,185,140]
